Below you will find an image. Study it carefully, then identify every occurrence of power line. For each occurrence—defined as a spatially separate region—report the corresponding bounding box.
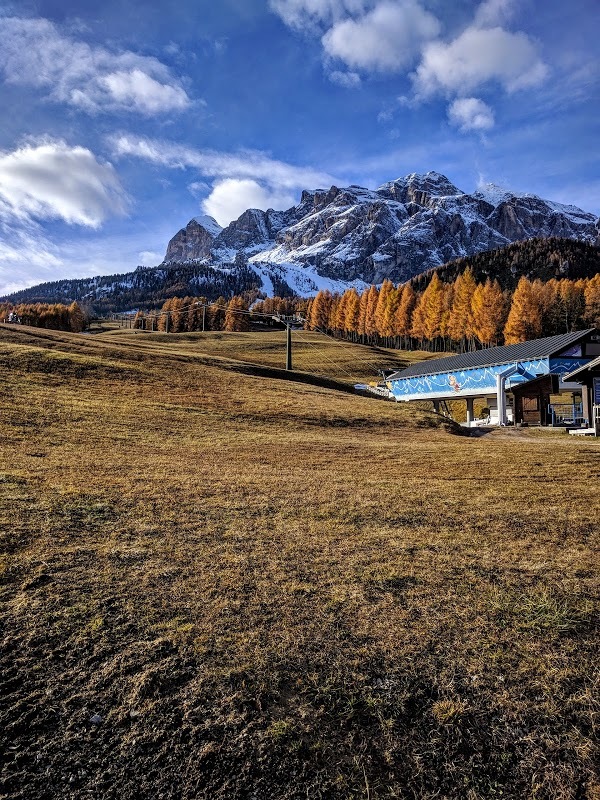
[293,329,360,381]
[309,325,384,378]
[116,299,381,383]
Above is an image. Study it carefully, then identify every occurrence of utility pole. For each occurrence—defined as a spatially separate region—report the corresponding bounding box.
[271,314,297,371]
[202,304,206,332]
[165,312,169,334]
[286,321,292,371]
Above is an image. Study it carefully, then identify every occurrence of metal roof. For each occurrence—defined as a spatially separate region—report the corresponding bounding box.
[388,329,597,380]
[563,353,600,381]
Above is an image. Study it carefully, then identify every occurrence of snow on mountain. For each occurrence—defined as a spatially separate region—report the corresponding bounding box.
[192,215,223,237]
[161,171,599,293]
[473,183,516,206]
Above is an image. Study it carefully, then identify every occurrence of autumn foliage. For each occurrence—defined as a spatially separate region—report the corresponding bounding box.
[133,295,255,332]
[0,301,87,332]
[305,269,599,351]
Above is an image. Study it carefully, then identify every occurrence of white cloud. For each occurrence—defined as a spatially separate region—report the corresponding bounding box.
[413,26,548,97]
[473,0,516,28]
[329,70,361,87]
[448,97,494,131]
[0,218,179,297]
[110,134,338,190]
[188,181,211,196]
[0,140,128,228]
[322,1,440,72]
[202,179,296,226]
[0,222,63,296]
[111,135,340,227]
[269,0,370,31]
[0,15,190,115]
[138,250,162,264]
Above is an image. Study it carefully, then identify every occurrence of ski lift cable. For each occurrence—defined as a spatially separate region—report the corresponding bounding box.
[309,325,385,377]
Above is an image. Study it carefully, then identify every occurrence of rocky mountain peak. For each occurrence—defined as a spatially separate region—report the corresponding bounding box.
[164,217,221,263]
[377,171,463,207]
[192,215,222,237]
[161,171,599,293]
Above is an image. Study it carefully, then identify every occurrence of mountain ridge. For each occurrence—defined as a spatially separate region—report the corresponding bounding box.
[164,171,599,290]
[3,173,599,311]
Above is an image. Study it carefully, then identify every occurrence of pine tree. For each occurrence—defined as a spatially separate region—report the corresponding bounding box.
[210,297,228,330]
[68,302,86,333]
[357,289,370,340]
[308,290,333,330]
[421,273,445,344]
[410,291,427,343]
[439,282,454,345]
[395,285,416,346]
[158,297,174,332]
[328,294,341,332]
[558,279,586,332]
[344,288,361,337]
[334,291,350,333]
[381,287,400,339]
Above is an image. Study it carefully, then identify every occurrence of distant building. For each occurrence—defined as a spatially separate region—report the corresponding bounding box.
[387,329,600,427]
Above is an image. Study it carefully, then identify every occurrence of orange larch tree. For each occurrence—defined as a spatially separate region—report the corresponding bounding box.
[224,296,250,331]
[447,267,476,349]
[471,279,506,346]
[364,285,379,341]
[374,279,393,336]
[357,288,370,341]
[344,288,361,339]
[381,286,401,341]
[584,274,600,327]
[504,277,542,343]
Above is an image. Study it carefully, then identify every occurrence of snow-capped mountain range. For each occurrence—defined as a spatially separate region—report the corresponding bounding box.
[163,172,599,295]
[3,173,599,312]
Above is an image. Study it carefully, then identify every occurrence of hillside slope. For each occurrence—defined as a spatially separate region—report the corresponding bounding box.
[411,237,600,290]
[1,325,598,800]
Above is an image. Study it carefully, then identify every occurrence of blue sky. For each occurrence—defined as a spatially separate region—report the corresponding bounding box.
[0,0,598,294]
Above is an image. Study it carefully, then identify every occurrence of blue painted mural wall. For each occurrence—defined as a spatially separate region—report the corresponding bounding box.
[388,358,588,401]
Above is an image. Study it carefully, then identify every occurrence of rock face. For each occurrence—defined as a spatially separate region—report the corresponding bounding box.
[163,172,599,288]
[164,216,222,262]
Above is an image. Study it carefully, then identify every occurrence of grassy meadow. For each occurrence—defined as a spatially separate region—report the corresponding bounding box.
[1,323,598,800]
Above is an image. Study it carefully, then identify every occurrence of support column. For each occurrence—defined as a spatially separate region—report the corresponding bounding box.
[466,397,474,426]
[496,373,506,426]
[582,384,592,426]
[432,399,440,413]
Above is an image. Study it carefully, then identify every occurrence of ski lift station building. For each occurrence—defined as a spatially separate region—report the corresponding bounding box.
[386,329,600,427]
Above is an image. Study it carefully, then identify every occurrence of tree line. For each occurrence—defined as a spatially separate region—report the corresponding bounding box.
[133,295,253,332]
[416,237,600,290]
[304,271,600,351]
[1,263,263,314]
[133,294,311,332]
[0,302,87,332]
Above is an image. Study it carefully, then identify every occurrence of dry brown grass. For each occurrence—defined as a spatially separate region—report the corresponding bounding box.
[1,324,599,800]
